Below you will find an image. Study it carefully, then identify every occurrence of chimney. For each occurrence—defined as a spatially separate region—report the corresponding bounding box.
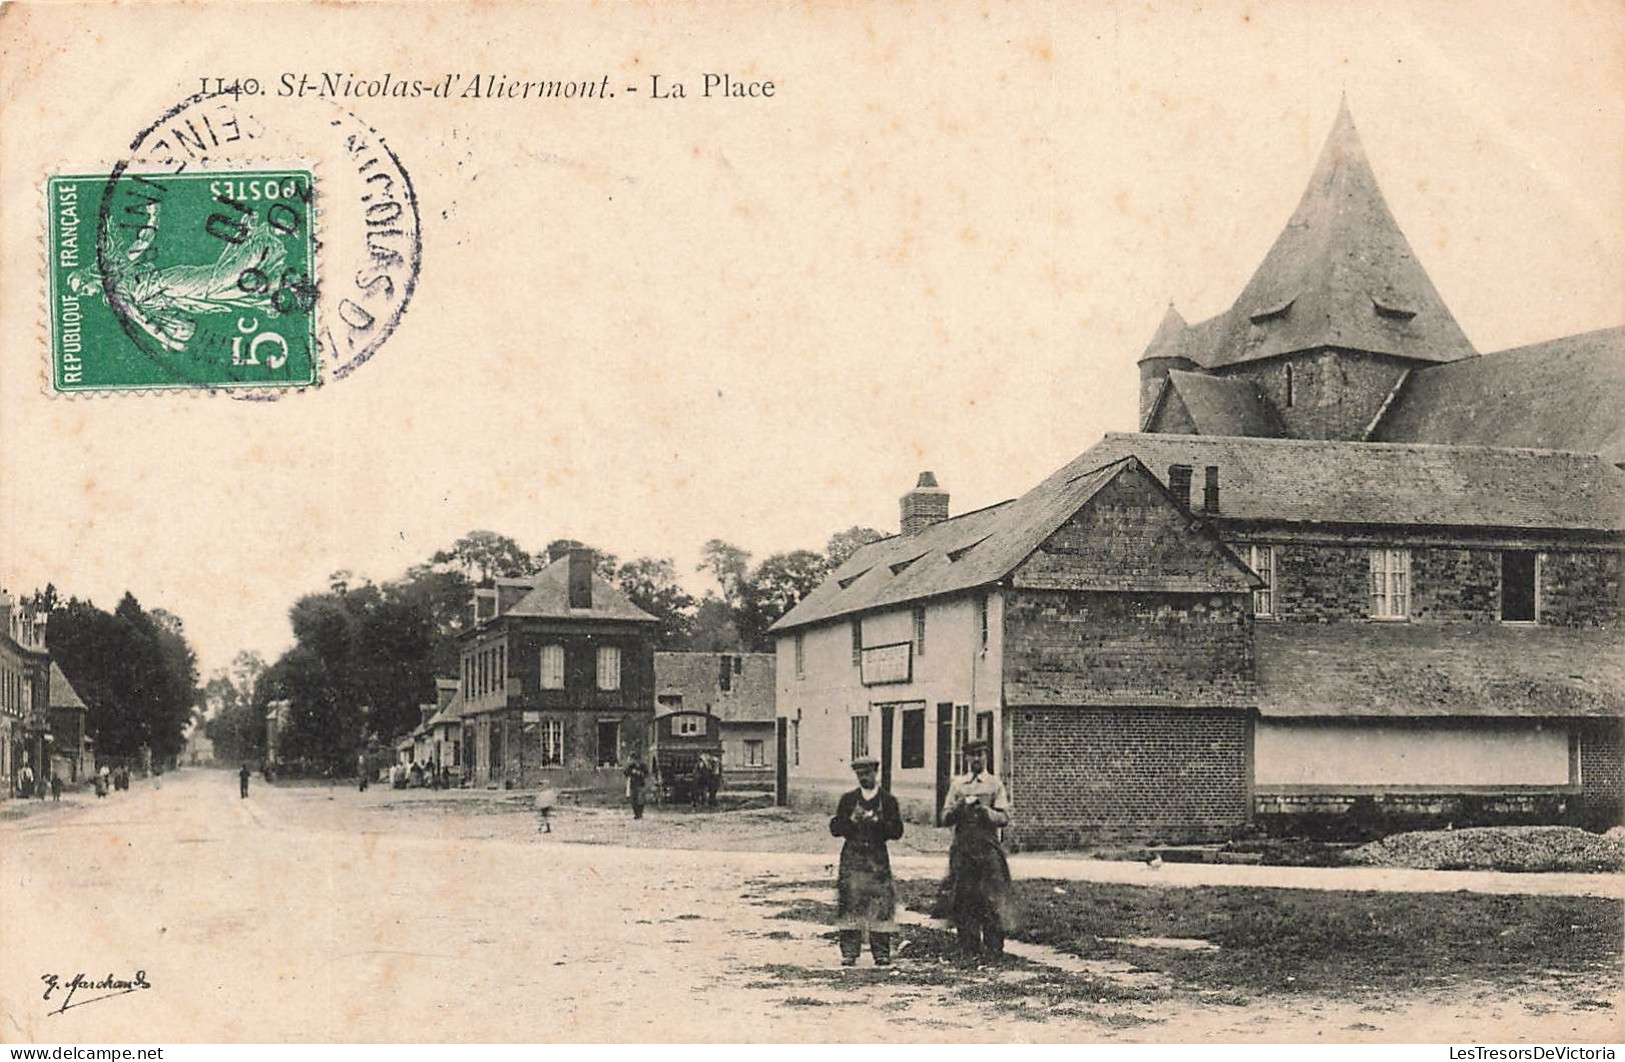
[900,472,950,536]
[568,549,594,609]
[1167,464,1193,509]
[1202,466,1220,513]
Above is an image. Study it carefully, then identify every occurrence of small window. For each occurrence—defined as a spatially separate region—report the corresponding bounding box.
[978,595,990,653]
[743,739,765,767]
[1284,364,1295,408]
[540,644,565,690]
[497,645,506,690]
[850,618,863,667]
[658,694,683,712]
[597,645,622,691]
[1369,549,1411,619]
[675,715,703,737]
[1502,551,1538,623]
[540,719,564,766]
[913,606,927,657]
[850,714,870,761]
[719,654,733,693]
[900,707,925,769]
[794,633,805,678]
[1249,545,1276,618]
[791,719,800,767]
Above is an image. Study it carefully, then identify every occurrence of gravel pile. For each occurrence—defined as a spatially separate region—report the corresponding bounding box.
[1347,825,1625,873]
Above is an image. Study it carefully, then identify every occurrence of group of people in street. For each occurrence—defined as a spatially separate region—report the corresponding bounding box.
[92,763,138,798]
[829,738,1012,968]
[13,763,63,801]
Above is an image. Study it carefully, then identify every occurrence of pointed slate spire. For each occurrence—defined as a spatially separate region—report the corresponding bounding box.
[1205,100,1476,367]
[1137,302,1191,364]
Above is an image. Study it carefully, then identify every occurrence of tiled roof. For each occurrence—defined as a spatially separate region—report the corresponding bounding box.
[48,661,86,710]
[772,456,1256,633]
[1149,370,1284,437]
[1139,101,1475,371]
[1255,622,1625,719]
[495,555,657,624]
[1374,326,1625,466]
[425,687,465,728]
[1082,433,1625,532]
[654,652,776,724]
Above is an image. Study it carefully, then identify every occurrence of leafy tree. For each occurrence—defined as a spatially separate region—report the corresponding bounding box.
[825,526,886,567]
[431,530,541,584]
[688,595,744,652]
[203,650,268,764]
[698,539,752,604]
[735,550,830,651]
[542,540,620,579]
[614,557,695,648]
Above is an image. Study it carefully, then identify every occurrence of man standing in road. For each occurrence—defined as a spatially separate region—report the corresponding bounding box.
[942,739,1014,962]
[623,757,648,820]
[829,755,905,967]
[239,762,251,799]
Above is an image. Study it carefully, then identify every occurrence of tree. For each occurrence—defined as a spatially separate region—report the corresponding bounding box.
[698,539,752,604]
[688,595,744,652]
[825,526,886,567]
[735,550,830,651]
[204,650,268,764]
[614,557,695,648]
[431,530,540,584]
[542,540,620,579]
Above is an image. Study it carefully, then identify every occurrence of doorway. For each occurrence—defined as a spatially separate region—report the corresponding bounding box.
[596,720,621,767]
[935,702,953,825]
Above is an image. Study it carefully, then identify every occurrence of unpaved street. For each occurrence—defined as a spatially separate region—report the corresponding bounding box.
[2,771,1619,1044]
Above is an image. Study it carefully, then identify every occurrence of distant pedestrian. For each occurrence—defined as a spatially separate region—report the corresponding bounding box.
[357,754,369,792]
[50,774,62,802]
[19,764,33,799]
[624,758,648,820]
[941,739,1014,962]
[94,771,107,799]
[707,753,723,807]
[239,763,250,799]
[153,764,163,790]
[830,756,904,967]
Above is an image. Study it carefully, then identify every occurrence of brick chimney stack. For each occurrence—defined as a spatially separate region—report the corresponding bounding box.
[900,472,950,536]
[568,549,594,609]
[1167,464,1193,509]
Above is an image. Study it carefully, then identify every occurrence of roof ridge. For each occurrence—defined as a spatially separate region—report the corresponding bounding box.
[1477,323,1625,358]
[1103,431,1611,460]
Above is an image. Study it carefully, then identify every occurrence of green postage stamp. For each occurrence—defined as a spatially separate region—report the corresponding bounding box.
[47,169,318,392]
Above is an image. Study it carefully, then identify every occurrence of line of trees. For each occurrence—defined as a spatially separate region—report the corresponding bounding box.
[35,586,200,766]
[206,526,887,771]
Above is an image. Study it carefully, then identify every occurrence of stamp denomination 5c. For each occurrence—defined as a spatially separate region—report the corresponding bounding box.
[48,168,318,392]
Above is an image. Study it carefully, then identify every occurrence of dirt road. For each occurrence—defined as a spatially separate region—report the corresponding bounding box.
[1,771,1618,1043]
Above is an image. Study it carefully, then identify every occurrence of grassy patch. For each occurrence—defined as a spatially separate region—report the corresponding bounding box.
[898,879,1622,997]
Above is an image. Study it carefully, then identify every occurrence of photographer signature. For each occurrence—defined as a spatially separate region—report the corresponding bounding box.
[40,971,152,1016]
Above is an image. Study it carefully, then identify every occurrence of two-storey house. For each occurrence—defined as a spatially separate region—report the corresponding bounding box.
[459,549,657,790]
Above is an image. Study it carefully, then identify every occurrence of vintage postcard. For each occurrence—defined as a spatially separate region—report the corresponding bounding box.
[1,0,1621,1050]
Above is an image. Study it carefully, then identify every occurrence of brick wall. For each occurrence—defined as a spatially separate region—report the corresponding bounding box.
[1272,544,1370,622]
[1578,717,1623,828]
[1218,348,1407,441]
[1410,547,1500,623]
[1004,590,1254,707]
[1005,706,1251,848]
[1541,551,1623,628]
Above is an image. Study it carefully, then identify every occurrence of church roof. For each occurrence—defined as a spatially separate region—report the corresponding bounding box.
[1374,326,1625,465]
[1147,370,1285,437]
[1142,101,1477,370]
[1139,303,1193,363]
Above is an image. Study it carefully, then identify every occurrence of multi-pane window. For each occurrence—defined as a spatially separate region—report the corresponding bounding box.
[791,719,800,767]
[540,644,565,689]
[743,739,765,767]
[1369,549,1411,619]
[850,618,863,667]
[850,714,870,762]
[1249,545,1276,618]
[674,715,703,737]
[540,719,564,766]
[900,707,926,769]
[1502,551,1538,622]
[794,633,805,678]
[596,645,622,691]
[978,595,990,653]
[952,704,971,775]
[913,606,927,657]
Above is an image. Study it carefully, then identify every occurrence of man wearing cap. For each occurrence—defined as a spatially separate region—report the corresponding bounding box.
[942,738,1013,961]
[829,755,905,967]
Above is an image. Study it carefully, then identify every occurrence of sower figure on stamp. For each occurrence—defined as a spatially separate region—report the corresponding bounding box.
[942,739,1014,962]
[830,755,905,967]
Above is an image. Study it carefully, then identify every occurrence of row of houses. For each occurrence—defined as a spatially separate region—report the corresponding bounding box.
[0,589,94,797]
[770,102,1624,847]
[390,552,778,792]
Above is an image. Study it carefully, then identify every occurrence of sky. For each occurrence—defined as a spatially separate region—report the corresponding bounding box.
[2,0,1622,676]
